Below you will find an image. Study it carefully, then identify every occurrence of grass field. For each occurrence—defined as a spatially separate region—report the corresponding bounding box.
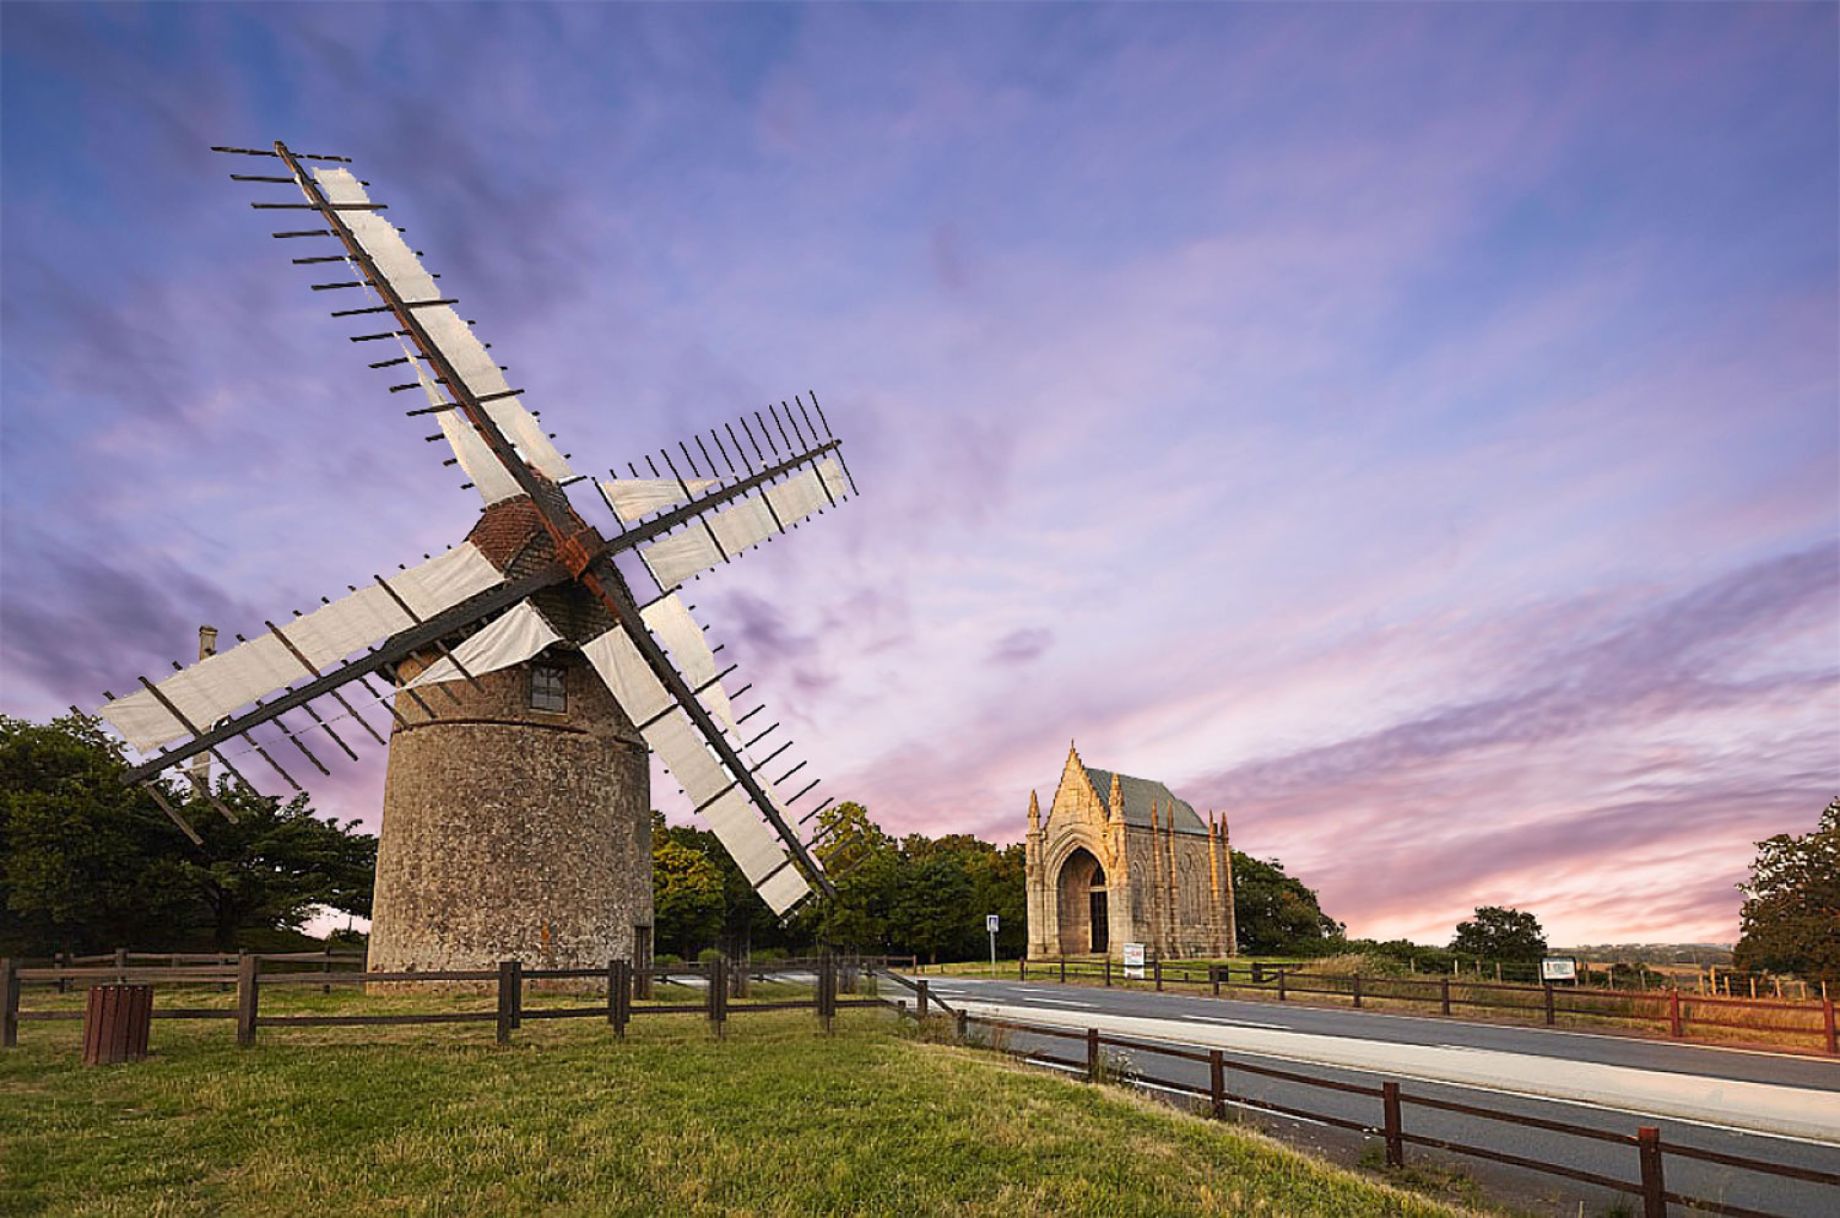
[0,990,1470,1218]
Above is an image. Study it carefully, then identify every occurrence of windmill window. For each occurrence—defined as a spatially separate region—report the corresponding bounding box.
[529,665,568,713]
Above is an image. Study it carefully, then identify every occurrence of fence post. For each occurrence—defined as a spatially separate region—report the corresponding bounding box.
[916,979,929,1020]
[1209,1049,1226,1120]
[1381,1081,1404,1169]
[1668,989,1683,1039]
[1154,956,1163,992]
[234,954,260,1048]
[955,1009,968,1041]
[1637,1126,1665,1218]
[113,946,128,983]
[495,960,518,1044]
[708,958,726,1038]
[1543,982,1555,1026]
[1104,957,1112,987]
[1211,964,1221,998]
[1277,969,1287,1003]
[322,946,333,995]
[1,959,18,1049]
[1824,997,1836,1055]
[55,951,68,995]
[820,952,838,1033]
[1440,975,1451,1016]
[1060,956,1066,985]
[607,959,627,1037]
[1086,1027,1100,1081]
[1019,956,1026,981]
[1352,973,1363,1010]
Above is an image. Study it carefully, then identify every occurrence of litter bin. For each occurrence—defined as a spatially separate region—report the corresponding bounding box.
[82,984,152,1065]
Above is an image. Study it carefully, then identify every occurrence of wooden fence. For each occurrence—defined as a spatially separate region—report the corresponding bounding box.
[883,983,1838,1218]
[0,954,892,1050]
[993,956,1838,1055]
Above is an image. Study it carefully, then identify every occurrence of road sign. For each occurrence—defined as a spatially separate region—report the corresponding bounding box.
[1541,957,1578,982]
[1123,942,1146,979]
[986,914,1000,975]
[986,914,1000,934]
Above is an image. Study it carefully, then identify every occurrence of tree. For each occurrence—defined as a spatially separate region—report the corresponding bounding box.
[171,785,376,950]
[800,802,902,951]
[651,836,725,958]
[652,813,789,955]
[890,852,975,964]
[1,714,375,954]
[1734,797,1839,982]
[1449,906,1547,962]
[1230,852,1344,954]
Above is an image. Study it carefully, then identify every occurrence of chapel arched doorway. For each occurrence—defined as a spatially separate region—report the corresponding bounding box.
[1056,847,1108,955]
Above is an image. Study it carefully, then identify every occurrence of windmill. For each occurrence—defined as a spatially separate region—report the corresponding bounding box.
[88,141,856,971]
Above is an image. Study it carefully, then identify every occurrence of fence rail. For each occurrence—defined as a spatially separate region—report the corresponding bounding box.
[975,956,1838,1055]
[882,995,1837,1218]
[0,954,894,1050]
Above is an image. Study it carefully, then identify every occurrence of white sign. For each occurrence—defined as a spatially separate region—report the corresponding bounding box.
[1122,942,1147,979]
[1541,957,1577,982]
[986,914,1000,934]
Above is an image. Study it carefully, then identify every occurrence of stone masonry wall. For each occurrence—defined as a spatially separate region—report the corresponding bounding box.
[368,649,652,976]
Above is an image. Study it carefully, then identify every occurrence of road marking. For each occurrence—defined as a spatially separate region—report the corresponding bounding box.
[1183,1015,1288,1030]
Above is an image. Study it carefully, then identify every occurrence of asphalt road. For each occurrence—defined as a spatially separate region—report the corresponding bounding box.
[898,975,1840,1218]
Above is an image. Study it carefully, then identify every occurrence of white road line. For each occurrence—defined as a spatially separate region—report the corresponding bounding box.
[1182,1015,1289,1030]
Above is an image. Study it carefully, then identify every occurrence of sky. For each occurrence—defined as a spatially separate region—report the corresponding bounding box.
[2,3,1835,947]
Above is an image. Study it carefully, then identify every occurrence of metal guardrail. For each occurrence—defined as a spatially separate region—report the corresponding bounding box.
[974,957,1839,1055]
[880,998,1838,1218]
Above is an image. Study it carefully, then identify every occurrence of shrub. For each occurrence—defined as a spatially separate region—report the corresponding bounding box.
[1307,952,1408,978]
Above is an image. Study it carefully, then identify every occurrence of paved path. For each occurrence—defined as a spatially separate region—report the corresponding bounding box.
[901,975,1840,1217]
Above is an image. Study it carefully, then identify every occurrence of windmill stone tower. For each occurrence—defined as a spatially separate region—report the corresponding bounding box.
[369,495,653,974]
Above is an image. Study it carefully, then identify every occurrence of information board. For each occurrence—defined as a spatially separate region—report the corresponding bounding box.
[1541,957,1578,982]
[1123,942,1146,979]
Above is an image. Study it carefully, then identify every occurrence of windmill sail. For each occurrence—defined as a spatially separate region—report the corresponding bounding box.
[580,619,812,914]
[100,545,504,752]
[307,166,574,494]
[636,458,850,590]
[601,477,721,523]
[407,600,561,689]
[93,141,858,916]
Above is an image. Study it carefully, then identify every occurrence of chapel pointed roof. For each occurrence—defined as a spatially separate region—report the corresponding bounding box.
[1079,765,1207,836]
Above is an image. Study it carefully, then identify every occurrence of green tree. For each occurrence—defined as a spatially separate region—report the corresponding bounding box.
[1,714,374,954]
[172,784,376,950]
[1449,906,1548,962]
[1734,797,1840,982]
[1230,852,1344,954]
[801,802,902,951]
[651,836,725,958]
[890,852,975,964]
[652,813,789,954]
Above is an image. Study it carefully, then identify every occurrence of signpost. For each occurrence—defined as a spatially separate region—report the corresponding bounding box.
[987,914,999,976]
[1123,942,1146,980]
[1541,957,1578,984]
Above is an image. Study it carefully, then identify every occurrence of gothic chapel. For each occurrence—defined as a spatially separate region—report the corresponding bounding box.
[1024,743,1237,960]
